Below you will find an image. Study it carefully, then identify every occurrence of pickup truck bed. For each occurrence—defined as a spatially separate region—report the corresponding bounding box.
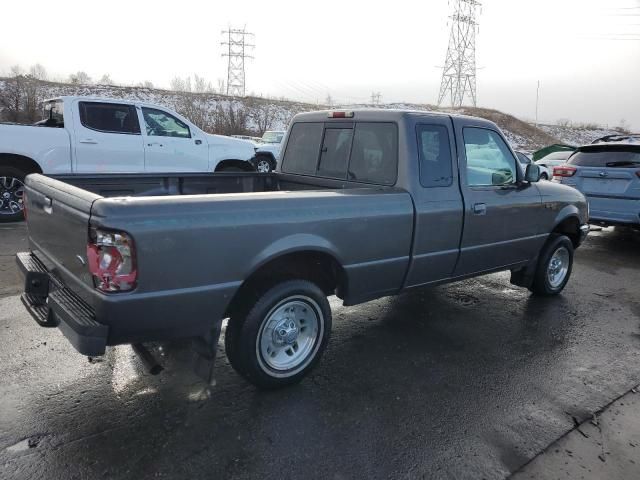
[17,109,589,389]
[22,171,413,354]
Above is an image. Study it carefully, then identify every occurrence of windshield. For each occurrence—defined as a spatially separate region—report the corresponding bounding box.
[542,150,573,161]
[39,100,64,127]
[568,147,640,167]
[261,131,284,143]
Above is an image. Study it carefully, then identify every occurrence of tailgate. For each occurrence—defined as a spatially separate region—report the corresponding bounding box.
[575,167,640,199]
[24,174,100,289]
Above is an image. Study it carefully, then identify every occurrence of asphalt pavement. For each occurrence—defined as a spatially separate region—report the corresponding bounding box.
[1,222,639,479]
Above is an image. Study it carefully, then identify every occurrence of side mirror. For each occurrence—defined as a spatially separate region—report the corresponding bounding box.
[525,163,541,182]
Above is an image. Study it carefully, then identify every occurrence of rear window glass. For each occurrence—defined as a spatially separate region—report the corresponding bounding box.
[283,121,398,185]
[417,124,453,187]
[79,102,140,134]
[317,128,353,179]
[348,123,398,185]
[568,148,640,167]
[282,122,323,175]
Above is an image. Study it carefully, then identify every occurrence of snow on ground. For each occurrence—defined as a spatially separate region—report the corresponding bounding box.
[538,124,622,147]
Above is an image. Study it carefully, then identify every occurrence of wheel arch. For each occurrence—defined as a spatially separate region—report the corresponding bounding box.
[214,159,255,172]
[0,153,43,175]
[552,211,582,248]
[224,247,347,319]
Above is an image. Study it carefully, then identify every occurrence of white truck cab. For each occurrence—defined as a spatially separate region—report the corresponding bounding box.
[0,96,258,221]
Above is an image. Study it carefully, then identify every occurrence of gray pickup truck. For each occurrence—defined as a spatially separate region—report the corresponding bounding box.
[16,110,589,389]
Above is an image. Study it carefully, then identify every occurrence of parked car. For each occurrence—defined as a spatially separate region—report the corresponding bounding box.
[16,110,589,389]
[536,150,575,180]
[253,130,286,173]
[553,142,640,228]
[0,96,259,222]
[515,151,535,172]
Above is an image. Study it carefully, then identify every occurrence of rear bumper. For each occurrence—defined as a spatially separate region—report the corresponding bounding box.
[586,196,640,226]
[16,252,108,356]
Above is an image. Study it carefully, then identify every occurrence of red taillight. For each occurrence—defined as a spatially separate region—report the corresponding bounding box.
[87,229,137,292]
[327,111,354,118]
[553,165,577,178]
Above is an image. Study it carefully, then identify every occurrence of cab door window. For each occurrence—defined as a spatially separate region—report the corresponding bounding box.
[142,108,191,138]
[463,128,517,186]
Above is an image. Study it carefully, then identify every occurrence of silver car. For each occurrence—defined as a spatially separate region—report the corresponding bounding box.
[553,143,640,228]
[536,150,575,180]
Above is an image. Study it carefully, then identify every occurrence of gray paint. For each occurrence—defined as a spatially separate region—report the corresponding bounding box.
[21,110,588,348]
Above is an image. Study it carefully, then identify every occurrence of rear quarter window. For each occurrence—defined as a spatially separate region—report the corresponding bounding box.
[348,123,398,185]
[79,102,140,134]
[282,122,324,175]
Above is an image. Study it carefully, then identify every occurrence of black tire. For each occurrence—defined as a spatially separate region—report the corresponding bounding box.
[529,234,574,296]
[0,166,27,223]
[540,172,549,180]
[225,279,332,389]
[254,154,275,173]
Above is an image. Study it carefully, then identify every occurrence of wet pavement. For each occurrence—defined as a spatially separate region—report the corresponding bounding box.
[0,223,639,479]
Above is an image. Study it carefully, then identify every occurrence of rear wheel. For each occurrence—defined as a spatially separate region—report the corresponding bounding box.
[225,279,332,389]
[0,166,27,223]
[540,172,549,180]
[529,234,574,295]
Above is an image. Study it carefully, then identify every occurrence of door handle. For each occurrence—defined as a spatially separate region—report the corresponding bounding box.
[195,139,202,145]
[472,203,486,215]
[79,139,97,144]
[147,142,164,147]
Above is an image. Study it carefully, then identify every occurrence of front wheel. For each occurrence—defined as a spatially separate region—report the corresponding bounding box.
[529,234,574,295]
[0,167,27,223]
[254,155,274,173]
[225,279,332,389]
[540,172,549,180]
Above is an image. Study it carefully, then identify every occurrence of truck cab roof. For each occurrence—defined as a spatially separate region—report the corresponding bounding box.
[293,109,499,130]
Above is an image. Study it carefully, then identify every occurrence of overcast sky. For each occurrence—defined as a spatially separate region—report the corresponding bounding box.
[1,0,639,128]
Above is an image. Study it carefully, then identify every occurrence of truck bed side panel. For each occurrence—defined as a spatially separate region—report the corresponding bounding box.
[88,188,414,343]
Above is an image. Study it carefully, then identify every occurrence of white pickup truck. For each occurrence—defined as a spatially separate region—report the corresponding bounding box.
[0,96,259,221]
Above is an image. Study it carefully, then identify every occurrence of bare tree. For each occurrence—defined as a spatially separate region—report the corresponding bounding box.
[247,99,277,135]
[98,73,114,85]
[143,80,154,89]
[616,119,631,134]
[193,74,213,93]
[0,66,43,123]
[29,64,47,81]
[216,78,226,95]
[213,102,249,136]
[69,71,92,85]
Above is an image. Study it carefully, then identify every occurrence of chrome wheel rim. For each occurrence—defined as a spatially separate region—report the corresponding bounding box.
[256,295,322,375]
[256,160,271,173]
[547,246,569,288]
[0,177,25,216]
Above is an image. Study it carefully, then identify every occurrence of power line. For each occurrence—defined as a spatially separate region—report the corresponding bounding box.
[437,0,481,107]
[221,27,254,97]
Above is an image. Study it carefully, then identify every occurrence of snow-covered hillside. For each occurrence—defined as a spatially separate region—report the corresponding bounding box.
[538,124,622,147]
[0,78,623,151]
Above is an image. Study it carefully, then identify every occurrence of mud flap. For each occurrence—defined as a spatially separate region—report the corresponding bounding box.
[191,320,223,386]
[510,257,538,288]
